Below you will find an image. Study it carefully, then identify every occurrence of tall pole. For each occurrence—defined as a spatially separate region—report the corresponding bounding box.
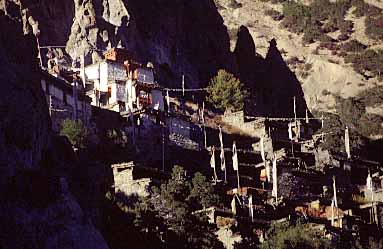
[49,95,52,116]
[36,35,43,68]
[321,114,324,129]
[233,141,240,191]
[219,126,227,183]
[73,79,78,120]
[333,176,339,225]
[345,126,351,159]
[211,146,218,183]
[182,74,185,97]
[80,52,86,88]
[224,160,227,184]
[236,164,240,191]
[166,90,170,113]
[162,125,165,172]
[293,96,297,123]
[202,101,207,148]
[272,154,278,202]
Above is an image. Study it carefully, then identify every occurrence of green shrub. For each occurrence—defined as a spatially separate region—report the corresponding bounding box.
[351,0,381,17]
[323,22,338,33]
[338,33,350,41]
[262,222,331,249]
[345,49,383,78]
[270,0,287,4]
[281,2,311,33]
[206,69,248,112]
[322,89,331,96]
[365,15,383,41]
[341,39,367,53]
[282,0,351,44]
[286,56,303,65]
[60,119,88,148]
[214,0,225,10]
[334,87,383,138]
[265,9,284,21]
[303,25,323,44]
[339,20,353,34]
[304,63,313,71]
[319,34,334,43]
[228,0,242,9]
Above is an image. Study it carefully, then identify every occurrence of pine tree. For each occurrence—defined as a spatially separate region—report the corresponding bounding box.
[207,69,247,112]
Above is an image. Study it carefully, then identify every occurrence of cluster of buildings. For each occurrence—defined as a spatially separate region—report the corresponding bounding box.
[39,47,167,135]
[38,45,383,246]
[111,107,383,246]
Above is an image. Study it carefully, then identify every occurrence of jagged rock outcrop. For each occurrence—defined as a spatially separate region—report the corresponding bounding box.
[1,0,75,45]
[66,0,233,87]
[2,0,310,117]
[233,29,309,117]
[2,0,232,88]
[0,12,109,249]
[0,8,49,189]
[262,38,308,117]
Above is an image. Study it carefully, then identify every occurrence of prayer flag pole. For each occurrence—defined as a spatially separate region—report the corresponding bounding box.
[232,141,240,191]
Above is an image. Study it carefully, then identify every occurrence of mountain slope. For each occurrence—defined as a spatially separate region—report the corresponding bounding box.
[0,12,109,249]
[217,0,382,114]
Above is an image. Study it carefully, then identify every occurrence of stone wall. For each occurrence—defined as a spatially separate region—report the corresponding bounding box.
[48,94,91,132]
[169,133,201,151]
[222,111,267,138]
[222,111,245,126]
[112,163,153,198]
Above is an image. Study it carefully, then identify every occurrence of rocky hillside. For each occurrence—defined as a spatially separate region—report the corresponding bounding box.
[2,0,383,130]
[0,12,108,249]
[217,0,383,114]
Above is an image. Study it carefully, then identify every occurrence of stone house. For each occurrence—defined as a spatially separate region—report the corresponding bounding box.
[40,71,92,132]
[84,48,164,113]
[111,161,165,198]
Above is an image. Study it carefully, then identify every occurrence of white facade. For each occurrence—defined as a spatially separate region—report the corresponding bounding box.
[84,60,164,113]
[126,79,136,111]
[41,77,91,132]
[136,68,154,84]
[151,89,164,111]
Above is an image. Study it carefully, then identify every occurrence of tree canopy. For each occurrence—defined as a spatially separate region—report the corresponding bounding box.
[60,119,88,148]
[206,69,247,112]
[131,166,223,249]
[261,221,331,249]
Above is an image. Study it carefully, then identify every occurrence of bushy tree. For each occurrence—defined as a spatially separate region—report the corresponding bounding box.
[60,119,88,148]
[314,112,367,156]
[262,222,331,249]
[106,166,224,249]
[189,172,220,209]
[207,69,247,112]
[138,166,224,249]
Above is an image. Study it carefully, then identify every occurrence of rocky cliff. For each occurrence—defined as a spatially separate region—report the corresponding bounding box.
[2,0,233,88]
[0,12,109,249]
[1,0,312,117]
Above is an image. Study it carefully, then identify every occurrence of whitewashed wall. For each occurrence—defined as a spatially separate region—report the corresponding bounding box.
[151,89,164,111]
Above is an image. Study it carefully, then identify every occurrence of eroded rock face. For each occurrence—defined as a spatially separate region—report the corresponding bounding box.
[2,0,233,87]
[0,11,49,187]
[0,13,109,249]
[66,0,232,87]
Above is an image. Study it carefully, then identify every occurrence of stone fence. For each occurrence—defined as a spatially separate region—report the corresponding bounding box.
[222,111,267,138]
